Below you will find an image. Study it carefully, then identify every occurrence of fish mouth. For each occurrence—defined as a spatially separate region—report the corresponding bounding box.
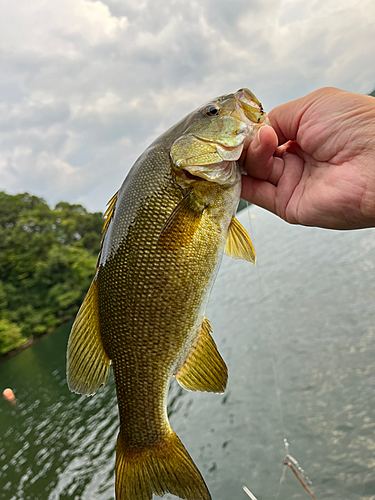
[232,88,270,149]
[233,88,267,124]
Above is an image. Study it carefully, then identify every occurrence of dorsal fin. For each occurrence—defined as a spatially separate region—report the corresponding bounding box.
[96,190,119,269]
[225,216,256,264]
[102,190,119,235]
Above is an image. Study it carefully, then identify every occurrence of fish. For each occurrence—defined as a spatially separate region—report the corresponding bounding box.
[66,88,268,500]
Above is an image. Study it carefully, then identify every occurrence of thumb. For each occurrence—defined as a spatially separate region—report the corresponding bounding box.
[269,87,342,145]
[268,97,307,145]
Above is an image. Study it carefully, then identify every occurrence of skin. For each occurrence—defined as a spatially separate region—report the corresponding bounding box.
[241,87,375,230]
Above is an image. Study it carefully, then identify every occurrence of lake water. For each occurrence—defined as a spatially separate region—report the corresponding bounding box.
[1,205,374,500]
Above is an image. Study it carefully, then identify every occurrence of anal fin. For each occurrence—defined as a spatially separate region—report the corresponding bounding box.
[175,318,227,394]
[225,216,256,264]
[67,277,110,396]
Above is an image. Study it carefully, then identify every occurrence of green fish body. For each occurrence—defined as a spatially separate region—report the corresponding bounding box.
[67,89,268,500]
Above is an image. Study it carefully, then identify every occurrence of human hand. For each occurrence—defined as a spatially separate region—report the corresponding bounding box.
[241,87,375,229]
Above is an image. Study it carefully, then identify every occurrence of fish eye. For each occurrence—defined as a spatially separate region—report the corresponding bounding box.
[204,105,221,117]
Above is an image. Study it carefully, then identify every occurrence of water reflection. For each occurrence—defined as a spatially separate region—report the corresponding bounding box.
[0,328,117,500]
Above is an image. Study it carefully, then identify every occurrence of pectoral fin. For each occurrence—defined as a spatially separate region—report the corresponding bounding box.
[225,216,256,264]
[175,318,227,394]
[66,277,110,396]
[158,190,203,249]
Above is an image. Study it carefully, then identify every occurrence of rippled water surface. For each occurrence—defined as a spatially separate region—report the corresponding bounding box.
[1,206,374,500]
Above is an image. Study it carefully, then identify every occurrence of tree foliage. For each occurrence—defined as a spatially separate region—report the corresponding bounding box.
[0,318,28,355]
[0,191,103,354]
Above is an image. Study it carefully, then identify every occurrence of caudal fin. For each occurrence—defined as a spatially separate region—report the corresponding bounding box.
[115,430,211,500]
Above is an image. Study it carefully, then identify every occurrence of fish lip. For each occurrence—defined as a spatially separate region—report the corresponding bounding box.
[234,88,263,110]
[232,88,267,125]
[231,89,271,150]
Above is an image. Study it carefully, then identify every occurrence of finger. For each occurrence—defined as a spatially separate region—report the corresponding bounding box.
[241,175,277,215]
[242,126,278,180]
[274,150,305,222]
[243,154,285,187]
[268,105,299,145]
[267,157,284,186]
[273,143,289,158]
[268,93,319,145]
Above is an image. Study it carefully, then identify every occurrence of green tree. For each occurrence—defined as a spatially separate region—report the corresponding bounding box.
[0,191,103,355]
[0,318,28,355]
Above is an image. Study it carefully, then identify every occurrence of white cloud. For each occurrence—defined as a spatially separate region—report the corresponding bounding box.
[0,0,128,58]
[83,91,123,115]
[0,0,374,211]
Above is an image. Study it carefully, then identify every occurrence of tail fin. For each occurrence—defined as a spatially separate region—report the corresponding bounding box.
[115,430,211,500]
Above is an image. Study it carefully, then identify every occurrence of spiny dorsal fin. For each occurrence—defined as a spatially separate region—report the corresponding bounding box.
[225,216,256,264]
[102,190,118,235]
[175,318,227,394]
[96,190,119,270]
[158,190,203,249]
[67,277,110,396]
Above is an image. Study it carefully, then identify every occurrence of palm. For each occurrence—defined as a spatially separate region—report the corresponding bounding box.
[278,130,366,230]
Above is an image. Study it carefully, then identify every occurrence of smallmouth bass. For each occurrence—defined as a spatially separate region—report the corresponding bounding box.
[67,88,269,500]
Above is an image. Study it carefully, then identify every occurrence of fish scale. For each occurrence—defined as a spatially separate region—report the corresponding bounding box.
[67,88,268,500]
[99,185,225,444]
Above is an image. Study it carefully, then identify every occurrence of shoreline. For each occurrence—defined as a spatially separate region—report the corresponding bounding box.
[0,317,74,364]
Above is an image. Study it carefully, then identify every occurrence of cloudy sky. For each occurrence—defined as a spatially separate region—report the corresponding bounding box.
[1,0,374,212]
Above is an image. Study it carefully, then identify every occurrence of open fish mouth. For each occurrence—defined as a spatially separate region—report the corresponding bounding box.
[231,88,270,150]
[233,88,267,124]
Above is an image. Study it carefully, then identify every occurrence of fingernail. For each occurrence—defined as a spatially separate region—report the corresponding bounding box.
[251,128,261,150]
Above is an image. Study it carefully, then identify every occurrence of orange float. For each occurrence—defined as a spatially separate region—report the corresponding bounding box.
[3,388,16,404]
